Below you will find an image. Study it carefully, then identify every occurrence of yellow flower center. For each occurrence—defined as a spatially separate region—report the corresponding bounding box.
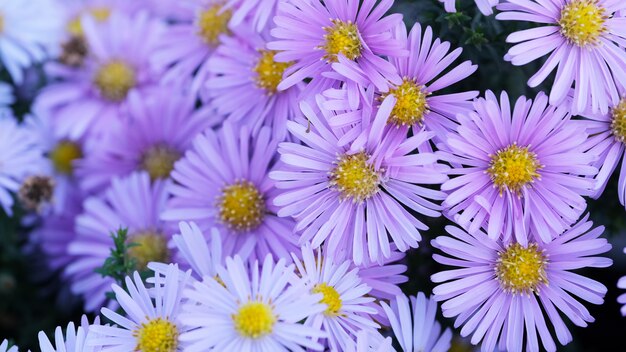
[93,60,136,102]
[133,318,179,352]
[312,283,342,316]
[487,144,541,195]
[126,231,170,270]
[558,0,607,47]
[67,7,111,37]
[330,152,380,202]
[50,140,83,175]
[322,19,362,62]
[611,98,626,142]
[382,78,430,126]
[140,145,180,181]
[253,50,291,94]
[495,243,548,294]
[196,5,232,46]
[232,301,276,339]
[217,180,266,232]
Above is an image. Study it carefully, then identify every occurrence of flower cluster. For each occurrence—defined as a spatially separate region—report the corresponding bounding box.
[0,0,626,351]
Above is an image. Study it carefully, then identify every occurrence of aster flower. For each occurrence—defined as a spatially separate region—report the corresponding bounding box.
[225,0,277,32]
[497,0,626,114]
[267,0,407,93]
[87,265,189,352]
[34,11,164,139]
[333,22,478,140]
[0,115,47,216]
[161,123,300,263]
[77,87,217,193]
[0,0,62,83]
[206,28,301,140]
[38,316,99,352]
[290,245,379,351]
[152,0,235,96]
[66,171,172,312]
[431,215,612,352]
[0,340,17,352]
[179,254,326,352]
[438,0,500,15]
[441,91,597,244]
[270,96,448,264]
[381,293,452,352]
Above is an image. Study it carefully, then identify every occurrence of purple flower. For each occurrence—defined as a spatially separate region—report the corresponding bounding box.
[38,316,98,352]
[497,0,626,114]
[152,0,235,96]
[225,0,278,32]
[267,0,406,93]
[66,171,171,312]
[438,0,500,15]
[441,91,597,244]
[35,11,164,139]
[206,28,301,141]
[270,96,448,264]
[381,293,452,352]
[333,22,478,141]
[161,123,300,263]
[431,215,612,352]
[76,87,217,193]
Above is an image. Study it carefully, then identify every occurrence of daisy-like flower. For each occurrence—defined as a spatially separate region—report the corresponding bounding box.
[77,88,217,193]
[438,0,500,15]
[0,115,47,215]
[268,0,406,93]
[431,215,612,352]
[148,221,241,281]
[333,22,478,140]
[34,11,164,139]
[441,91,597,244]
[0,0,62,83]
[66,171,172,312]
[87,265,189,352]
[0,341,17,352]
[225,0,277,32]
[497,0,626,114]
[291,245,379,351]
[381,293,452,352]
[161,123,300,262]
[152,0,235,96]
[179,254,326,351]
[270,97,448,264]
[38,316,98,352]
[206,28,301,140]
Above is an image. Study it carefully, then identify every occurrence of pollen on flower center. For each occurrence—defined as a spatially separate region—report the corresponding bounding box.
[495,243,548,294]
[67,7,111,37]
[196,5,232,46]
[558,0,607,47]
[322,19,363,62]
[487,143,541,195]
[610,98,626,142]
[382,78,430,126]
[312,283,342,316]
[140,145,181,180]
[253,50,291,94]
[133,317,179,352]
[126,231,170,270]
[50,140,83,175]
[217,180,266,232]
[330,152,380,202]
[93,60,136,102]
[233,301,276,339]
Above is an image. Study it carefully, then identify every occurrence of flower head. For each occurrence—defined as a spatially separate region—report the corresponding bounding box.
[38,316,99,352]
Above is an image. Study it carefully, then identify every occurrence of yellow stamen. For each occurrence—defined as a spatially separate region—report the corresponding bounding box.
[495,243,548,294]
[611,98,626,142]
[312,283,342,316]
[133,318,178,352]
[253,50,291,94]
[381,78,430,126]
[93,60,136,102]
[50,140,82,175]
[126,231,170,270]
[330,152,380,202]
[217,180,266,231]
[558,0,607,47]
[67,7,111,37]
[487,143,541,195]
[321,19,362,62]
[196,5,232,46]
[140,145,180,181]
[232,301,276,339]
